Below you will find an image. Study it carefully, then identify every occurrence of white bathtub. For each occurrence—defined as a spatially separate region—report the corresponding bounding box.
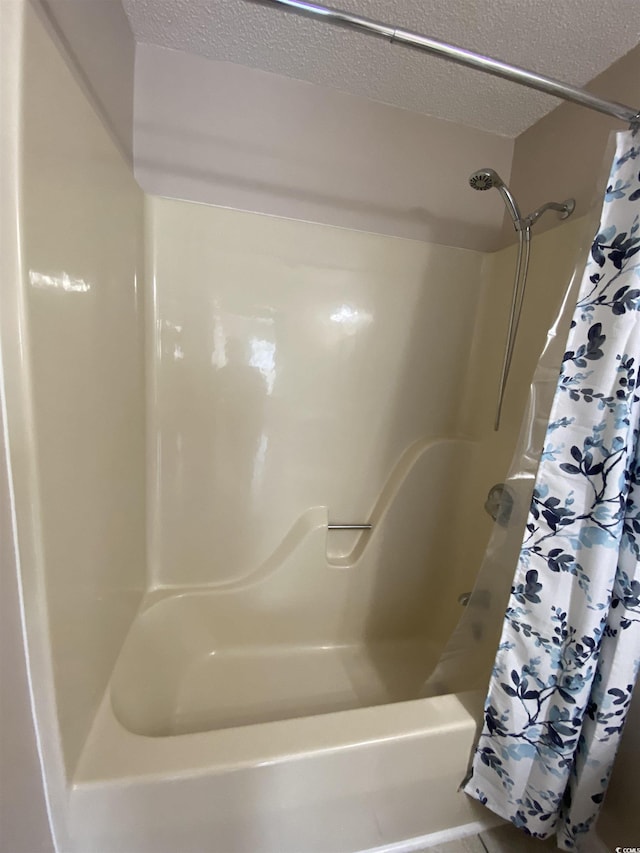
[72,674,494,853]
[68,498,499,852]
[110,595,442,737]
[64,439,501,852]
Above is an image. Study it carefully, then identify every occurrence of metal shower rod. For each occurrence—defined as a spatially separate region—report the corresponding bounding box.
[250,0,640,127]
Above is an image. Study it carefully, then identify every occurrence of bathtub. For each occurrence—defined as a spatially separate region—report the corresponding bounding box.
[71,681,493,853]
[71,589,495,853]
[68,481,500,852]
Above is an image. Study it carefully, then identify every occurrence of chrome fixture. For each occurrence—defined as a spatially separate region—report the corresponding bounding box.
[247,0,640,129]
[484,483,515,527]
[525,199,576,228]
[328,523,372,530]
[468,169,574,231]
[469,169,575,430]
[468,169,522,227]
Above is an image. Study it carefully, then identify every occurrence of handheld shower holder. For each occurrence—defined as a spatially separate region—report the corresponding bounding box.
[469,166,575,429]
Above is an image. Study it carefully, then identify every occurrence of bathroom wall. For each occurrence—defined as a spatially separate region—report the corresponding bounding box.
[507,44,640,244]
[131,30,639,255]
[7,0,146,785]
[31,0,136,161]
[147,196,483,588]
[134,43,514,252]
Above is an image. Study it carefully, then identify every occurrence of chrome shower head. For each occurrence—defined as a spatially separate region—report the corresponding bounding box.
[469,168,505,191]
[469,166,522,224]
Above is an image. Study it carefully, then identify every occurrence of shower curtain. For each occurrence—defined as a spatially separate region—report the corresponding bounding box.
[464,129,640,849]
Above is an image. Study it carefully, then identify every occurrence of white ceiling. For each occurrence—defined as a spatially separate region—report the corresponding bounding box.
[122,0,640,137]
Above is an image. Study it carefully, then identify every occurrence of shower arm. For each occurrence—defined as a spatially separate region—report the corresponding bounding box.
[248,0,640,128]
[521,199,576,229]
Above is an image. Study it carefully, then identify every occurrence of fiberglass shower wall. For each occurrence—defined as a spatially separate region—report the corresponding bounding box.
[9,1,146,783]
[146,196,482,617]
[450,212,596,598]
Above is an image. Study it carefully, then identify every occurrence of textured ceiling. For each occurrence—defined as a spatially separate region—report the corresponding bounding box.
[122,0,640,137]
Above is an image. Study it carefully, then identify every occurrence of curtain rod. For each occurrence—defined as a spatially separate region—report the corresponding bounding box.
[248,0,640,128]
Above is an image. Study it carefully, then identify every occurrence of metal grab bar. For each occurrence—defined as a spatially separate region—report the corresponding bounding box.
[328,523,372,530]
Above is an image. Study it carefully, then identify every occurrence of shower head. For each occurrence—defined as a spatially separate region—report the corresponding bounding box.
[469,168,505,191]
[469,167,522,225]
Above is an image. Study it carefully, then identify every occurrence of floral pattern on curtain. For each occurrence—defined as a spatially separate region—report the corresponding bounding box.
[464,129,640,849]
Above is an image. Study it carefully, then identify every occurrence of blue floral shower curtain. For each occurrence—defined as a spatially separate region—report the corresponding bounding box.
[464,129,640,849]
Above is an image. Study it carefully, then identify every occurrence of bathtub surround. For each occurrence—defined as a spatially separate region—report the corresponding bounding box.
[147,197,482,587]
[0,7,55,847]
[69,201,601,853]
[2,0,146,827]
[69,196,495,851]
[2,7,499,845]
[0,11,55,840]
[3,1,639,851]
[2,14,603,839]
[20,0,147,778]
